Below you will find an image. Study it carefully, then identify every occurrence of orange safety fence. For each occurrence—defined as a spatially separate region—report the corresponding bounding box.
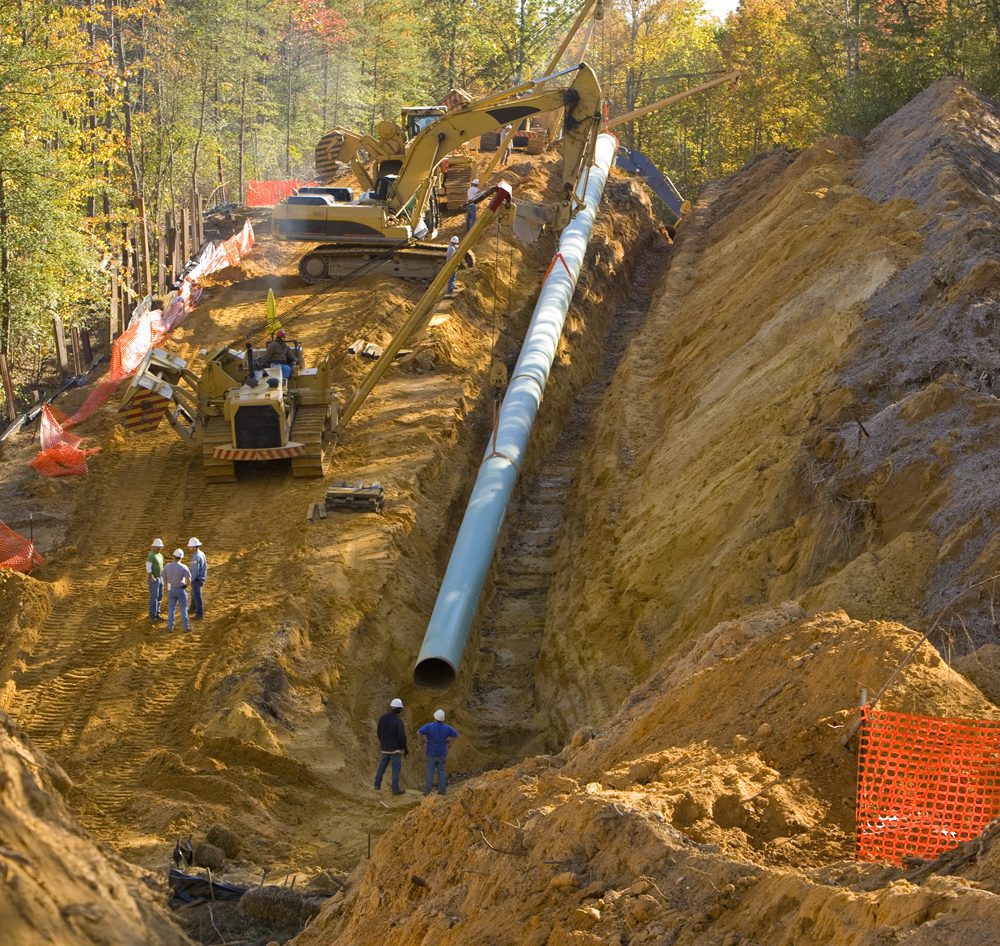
[246,179,315,207]
[31,221,255,476]
[0,521,43,573]
[856,706,1000,865]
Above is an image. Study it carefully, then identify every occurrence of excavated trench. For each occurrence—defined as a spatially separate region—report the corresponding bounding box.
[464,237,671,765]
[5,79,998,946]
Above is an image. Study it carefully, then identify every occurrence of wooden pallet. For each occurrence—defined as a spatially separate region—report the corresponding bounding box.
[325,482,384,513]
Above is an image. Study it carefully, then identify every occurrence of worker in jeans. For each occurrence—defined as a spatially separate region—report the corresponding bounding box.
[374,698,408,795]
[146,538,165,621]
[162,548,192,633]
[418,709,459,796]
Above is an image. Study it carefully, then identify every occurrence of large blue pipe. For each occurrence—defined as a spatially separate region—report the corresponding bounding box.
[413,132,619,690]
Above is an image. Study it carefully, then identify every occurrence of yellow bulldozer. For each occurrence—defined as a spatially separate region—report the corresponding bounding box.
[118,332,338,483]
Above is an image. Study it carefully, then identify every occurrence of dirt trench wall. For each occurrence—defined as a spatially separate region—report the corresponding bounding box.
[291,611,1000,946]
[0,712,190,946]
[536,78,1000,737]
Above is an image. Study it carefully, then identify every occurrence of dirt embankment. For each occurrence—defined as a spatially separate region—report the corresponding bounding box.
[294,611,1000,946]
[0,151,659,887]
[0,710,190,946]
[288,78,1000,946]
[537,78,1000,738]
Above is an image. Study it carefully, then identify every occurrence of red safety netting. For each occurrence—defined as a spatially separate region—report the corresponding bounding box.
[0,521,43,573]
[246,179,316,206]
[32,221,254,476]
[856,707,1000,865]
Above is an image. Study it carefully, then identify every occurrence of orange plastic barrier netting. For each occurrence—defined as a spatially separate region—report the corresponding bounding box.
[33,222,254,475]
[246,180,315,206]
[0,522,43,573]
[857,707,1000,865]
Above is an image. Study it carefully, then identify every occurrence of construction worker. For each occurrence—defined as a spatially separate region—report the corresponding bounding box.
[466,179,479,232]
[262,329,301,380]
[187,537,207,620]
[146,538,165,621]
[418,709,459,796]
[162,548,192,633]
[445,236,460,294]
[374,698,408,796]
[501,124,513,166]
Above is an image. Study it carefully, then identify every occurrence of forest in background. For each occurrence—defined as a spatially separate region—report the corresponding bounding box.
[0,0,997,394]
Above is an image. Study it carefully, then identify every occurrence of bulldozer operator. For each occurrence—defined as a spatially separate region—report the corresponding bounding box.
[262,329,303,379]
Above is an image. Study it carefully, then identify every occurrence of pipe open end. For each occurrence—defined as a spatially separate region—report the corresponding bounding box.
[413,656,456,691]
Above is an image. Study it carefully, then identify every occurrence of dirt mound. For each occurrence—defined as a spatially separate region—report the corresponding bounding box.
[293,612,1000,945]
[0,712,190,945]
[536,78,1000,737]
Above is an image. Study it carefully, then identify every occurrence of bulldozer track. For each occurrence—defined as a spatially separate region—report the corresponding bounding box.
[466,239,670,761]
[298,242,474,283]
[202,415,236,483]
[290,404,331,478]
[11,439,195,755]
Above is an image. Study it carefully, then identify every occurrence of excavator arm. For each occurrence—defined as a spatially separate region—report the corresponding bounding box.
[390,63,602,233]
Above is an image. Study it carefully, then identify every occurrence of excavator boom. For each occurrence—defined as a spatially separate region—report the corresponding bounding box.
[272,64,602,282]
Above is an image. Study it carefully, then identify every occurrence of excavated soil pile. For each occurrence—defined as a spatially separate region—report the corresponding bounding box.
[538,78,1000,737]
[288,79,1000,946]
[294,611,1000,946]
[0,710,190,945]
[0,150,657,890]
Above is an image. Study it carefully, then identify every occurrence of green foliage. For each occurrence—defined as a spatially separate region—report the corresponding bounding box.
[1,0,998,381]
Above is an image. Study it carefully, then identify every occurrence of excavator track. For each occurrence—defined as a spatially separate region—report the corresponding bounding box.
[201,416,236,484]
[298,242,474,283]
[289,404,332,478]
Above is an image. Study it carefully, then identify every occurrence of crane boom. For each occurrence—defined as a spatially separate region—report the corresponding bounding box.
[606,71,740,130]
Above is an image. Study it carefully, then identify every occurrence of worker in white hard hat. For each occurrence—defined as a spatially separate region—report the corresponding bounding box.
[162,548,192,632]
[146,538,166,621]
[187,537,207,621]
[465,178,480,232]
[444,235,461,295]
[501,124,513,166]
[374,698,408,796]
[418,709,459,796]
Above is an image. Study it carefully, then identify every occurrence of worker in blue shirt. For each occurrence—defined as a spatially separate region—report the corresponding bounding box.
[187,537,207,620]
[418,709,459,796]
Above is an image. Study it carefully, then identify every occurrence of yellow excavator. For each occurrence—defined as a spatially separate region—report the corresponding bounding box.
[271,63,602,281]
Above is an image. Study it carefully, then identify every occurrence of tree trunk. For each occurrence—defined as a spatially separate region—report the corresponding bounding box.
[115,18,152,297]
[0,171,11,356]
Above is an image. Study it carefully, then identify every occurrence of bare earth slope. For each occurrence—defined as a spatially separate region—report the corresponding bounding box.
[538,78,1000,736]
[294,611,1000,946]
[0,706,190,946]
[288,78,1000,946]
[0,155,656,877]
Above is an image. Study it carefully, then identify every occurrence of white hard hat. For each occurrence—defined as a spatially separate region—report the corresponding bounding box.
[390,698,403,709]
[434,709,445,721]
[450,236,459,244]
[172,548,184,559]
[472,178,479,184]
[151,538,164,548]
[187,537,202,548]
